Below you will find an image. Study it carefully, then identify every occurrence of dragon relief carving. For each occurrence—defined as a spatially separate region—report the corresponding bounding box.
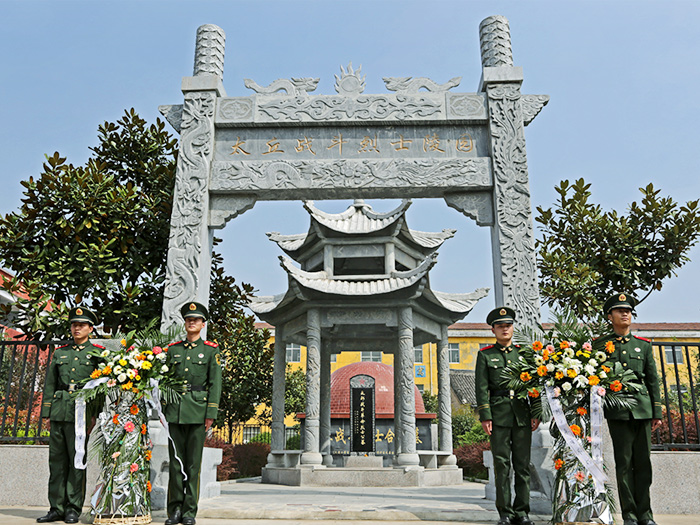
[257,94,442,121]
[486,83,540,327]
[383,76,461,93]
[243,77,319,96]
[211,158,491,192]
[161,91,216,331]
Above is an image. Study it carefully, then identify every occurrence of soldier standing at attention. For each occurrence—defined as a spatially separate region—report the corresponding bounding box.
[593,294,662,525]
[475,307,540,525]
[37,307,102,524]
[164,302,222,525]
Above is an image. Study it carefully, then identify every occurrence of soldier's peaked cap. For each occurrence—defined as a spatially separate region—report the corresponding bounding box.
[68,306,98,325]
[603,293,637,314]
[181,301,208,321]
[487,307,516,326]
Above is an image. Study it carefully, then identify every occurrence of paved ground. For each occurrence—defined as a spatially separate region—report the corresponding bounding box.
[1,479,698,524]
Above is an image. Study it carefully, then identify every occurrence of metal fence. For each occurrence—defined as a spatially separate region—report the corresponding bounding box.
[2,338,698,451]
[0,340,67,444]
[211,423,300,446]
[652,341,700,450]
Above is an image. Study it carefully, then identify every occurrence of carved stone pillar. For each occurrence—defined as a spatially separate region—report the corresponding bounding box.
[161,24,226,334]
[320,346,333,466]
[437,325,457,467]
[479,15,540,329]
[393,347,402,463]
[396,307,419,467]
[267,325,286,466]
[302,309,323,466]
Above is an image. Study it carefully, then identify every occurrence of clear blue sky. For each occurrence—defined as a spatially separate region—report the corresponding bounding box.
[2,0,699,324]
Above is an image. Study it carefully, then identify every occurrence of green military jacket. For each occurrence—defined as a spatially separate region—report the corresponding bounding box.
[475,343,538,427]
[593,333,662,420]
[41,340,103,422]
[163,337,222,424]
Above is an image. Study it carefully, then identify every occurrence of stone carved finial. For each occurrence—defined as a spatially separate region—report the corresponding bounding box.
[335,62,366,95]
[479,15,513,67]
[194,24,226,78]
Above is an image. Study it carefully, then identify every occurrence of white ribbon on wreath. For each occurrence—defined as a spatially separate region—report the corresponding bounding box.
[74,378,187,480]
[545,385,607,494]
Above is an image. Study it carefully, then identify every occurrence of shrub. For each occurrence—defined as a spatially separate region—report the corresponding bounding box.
[285,433,301,450]
[454,440,490,479]
[451,405,480,440]
[249,431,271,444]
[653,408,699,448]
[232,442,271,478]
[204,436,238,481]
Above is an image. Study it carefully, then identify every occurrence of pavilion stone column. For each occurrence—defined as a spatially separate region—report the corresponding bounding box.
[479,15,540,329]
[267,325,286,467]
[393,346,402,463]
[437,325,457,468]
[320,346,333,466]
[301,309,323,466]
[161,24,226,334]
[396,307,420,467]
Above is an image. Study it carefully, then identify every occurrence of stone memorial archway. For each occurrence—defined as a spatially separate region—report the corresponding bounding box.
[158,15,548,334]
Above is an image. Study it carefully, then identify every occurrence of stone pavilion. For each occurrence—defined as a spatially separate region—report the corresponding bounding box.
[250,199,488,486]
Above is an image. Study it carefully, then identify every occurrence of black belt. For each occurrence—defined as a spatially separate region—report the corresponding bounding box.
[183,384,205,392]
[490,389,514,398]
[56,384,78,393]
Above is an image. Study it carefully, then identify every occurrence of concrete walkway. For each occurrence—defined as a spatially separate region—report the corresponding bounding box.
[1,479,698,525]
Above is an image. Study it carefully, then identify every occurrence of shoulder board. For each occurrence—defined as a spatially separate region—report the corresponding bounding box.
[93,343,105,349]
[56,344,70,350]
[204,340,218,348]
[634,335,651,342]
[168,340,183,347]
[480,344,495,351]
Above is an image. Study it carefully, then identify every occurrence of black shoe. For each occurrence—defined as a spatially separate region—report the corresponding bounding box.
[497,518,512,525]
[64,510,80,524]
[182,518,196,525]
[164,509,182,525]
[515,517,534,525]
[623,520,638,525]
[639,521,657,525]
[36,510,63,523]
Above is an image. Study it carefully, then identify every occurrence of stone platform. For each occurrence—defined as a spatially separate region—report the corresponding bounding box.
[262,466,463,487]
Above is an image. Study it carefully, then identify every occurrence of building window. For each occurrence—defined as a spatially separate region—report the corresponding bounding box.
[448,343,460,363]
[361,351,382,362]
[414,345,423,363]
[416,384,425,393]
[286,344,301,363]
[330,353,337,363]
[664,346,684,365]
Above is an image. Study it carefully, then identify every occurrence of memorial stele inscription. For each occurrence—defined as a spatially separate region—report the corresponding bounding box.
[159,15,548,331]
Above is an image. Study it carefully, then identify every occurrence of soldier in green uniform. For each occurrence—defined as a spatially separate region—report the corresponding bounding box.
[37,307,103,524]
[593,294,662,525]
[163,301,222,525]
[475,307,540,525]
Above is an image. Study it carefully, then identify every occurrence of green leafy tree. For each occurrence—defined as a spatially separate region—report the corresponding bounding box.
[421,390,439,416]
[285,365,307,418]
[209,242,274,439]
[0,109,178,337]
[536,178,700,322]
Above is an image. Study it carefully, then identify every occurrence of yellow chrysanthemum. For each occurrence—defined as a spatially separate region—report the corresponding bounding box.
[567,369,577,378]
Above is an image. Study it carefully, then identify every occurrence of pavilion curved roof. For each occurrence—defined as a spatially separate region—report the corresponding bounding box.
[304,199,410,235]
